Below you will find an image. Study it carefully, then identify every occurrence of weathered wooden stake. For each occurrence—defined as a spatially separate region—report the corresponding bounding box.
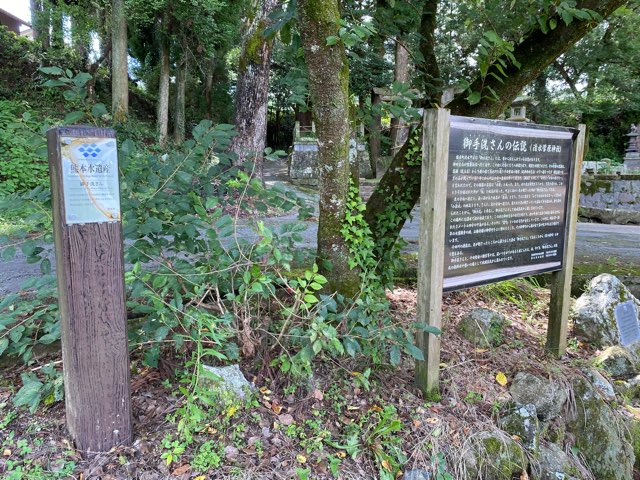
[547,124,586,356]
[48,126,132,453]
[415,109,450,397]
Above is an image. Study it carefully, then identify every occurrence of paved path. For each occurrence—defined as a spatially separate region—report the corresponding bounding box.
[2,165,640,296]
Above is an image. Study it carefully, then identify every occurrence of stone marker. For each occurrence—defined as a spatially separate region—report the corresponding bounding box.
[614,300,640,346]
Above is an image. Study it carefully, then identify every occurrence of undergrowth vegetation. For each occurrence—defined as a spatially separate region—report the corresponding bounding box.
[0,61,439,478]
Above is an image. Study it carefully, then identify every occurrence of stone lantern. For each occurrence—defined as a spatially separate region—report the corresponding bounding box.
[623,124,640,172]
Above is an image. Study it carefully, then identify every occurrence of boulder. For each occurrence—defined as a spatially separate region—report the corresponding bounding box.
[499,404,539,452]
[456,308,507,348]
[462,431,527,480]
[509,372,567,421]
[530,443,583,480]
[565,376,635,480]
[572,274,640,348]
[200,364,253,398]
[593,346,640,379]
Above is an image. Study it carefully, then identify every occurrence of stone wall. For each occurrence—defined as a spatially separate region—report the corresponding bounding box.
[580,174,640,211]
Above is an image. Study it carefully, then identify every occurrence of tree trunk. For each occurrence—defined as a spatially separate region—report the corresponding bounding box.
[111,0,128,123]
[51,4,64,49]
[173,56,187,144]
[364,0,625,254]
[390,40,410,156]
[230,0,278,172]
[299,0,360,297]
[369,90,381,172]
[204,54,215,120]
[157,39,170,148]
[30,0,44,45]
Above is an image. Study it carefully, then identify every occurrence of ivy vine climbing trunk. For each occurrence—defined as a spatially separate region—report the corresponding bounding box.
[230,0,278,171]
[111,0,128,123]
[298,0,360,297]
[364,0,626,255]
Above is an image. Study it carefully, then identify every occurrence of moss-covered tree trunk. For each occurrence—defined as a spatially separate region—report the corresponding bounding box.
[111,0,128,124]
[364,0,626,252]
[299,0,360,297]
[230,0,278,171]
[157,38,170,148]
[173,56,187,144]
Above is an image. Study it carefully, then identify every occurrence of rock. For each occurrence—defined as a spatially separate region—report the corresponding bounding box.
[565,376,635,480]
[509,372,567,421]
[462,431,527,480]
[499,404,539,452]
[456,308,507,348]
[584,368,616,400]
[530,443,582,480]
[200,364,253,398]
[593,346,640,379]
[403,469,431,480]
[615,374,640,401]
[627,418,640,470]
[579,206,640,225]
[572,274,640,348]
[224,445,239,461]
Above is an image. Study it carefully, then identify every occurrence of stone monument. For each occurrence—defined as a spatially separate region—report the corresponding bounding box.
[289,121,319,186]
[624,124,640,173]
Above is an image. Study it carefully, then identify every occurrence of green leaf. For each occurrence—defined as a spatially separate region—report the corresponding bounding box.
[0,338,8,356]
[303,294,318,304]
[326,36,339,46]
[63,111,85,124]
[42,79,68,88]
[467,91,481,105]
[39,66,64,76]
[390,345,401,366]
[40,258,51,275]
[91,103,108,118]
[405,343,425,361]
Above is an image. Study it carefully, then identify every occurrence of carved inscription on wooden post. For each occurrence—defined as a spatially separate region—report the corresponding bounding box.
[47,126,132,453]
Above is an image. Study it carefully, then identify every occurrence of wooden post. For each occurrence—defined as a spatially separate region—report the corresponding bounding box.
[546,124,586,356]
[47,126,132,453]
[415,109,450,397]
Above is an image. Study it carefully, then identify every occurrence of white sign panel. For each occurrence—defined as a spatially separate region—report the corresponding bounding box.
[60,136,120,224]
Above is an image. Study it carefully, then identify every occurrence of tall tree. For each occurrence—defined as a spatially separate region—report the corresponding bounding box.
[298,0,360,296]
[363,0,628,256]
[173,56,187,143]
[157,34,170,147]
[230,0,278,171]
[111,0,128,123]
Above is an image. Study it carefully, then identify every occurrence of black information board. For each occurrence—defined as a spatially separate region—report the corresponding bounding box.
[443,116,578,291]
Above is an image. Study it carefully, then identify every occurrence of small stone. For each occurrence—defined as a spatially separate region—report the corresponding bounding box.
[593,346,640,379]
[224,445,239,461]
[403,469,431,480]
[200,364,253,399]
[530,443,581,480]
[278,413,295,426]
[499,404,539,452]
[585,368,616,400]
[456,308,507,348]
[509,372,567,421]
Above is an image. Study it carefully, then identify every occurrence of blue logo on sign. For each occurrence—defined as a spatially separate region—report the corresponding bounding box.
[78,144,101,158]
